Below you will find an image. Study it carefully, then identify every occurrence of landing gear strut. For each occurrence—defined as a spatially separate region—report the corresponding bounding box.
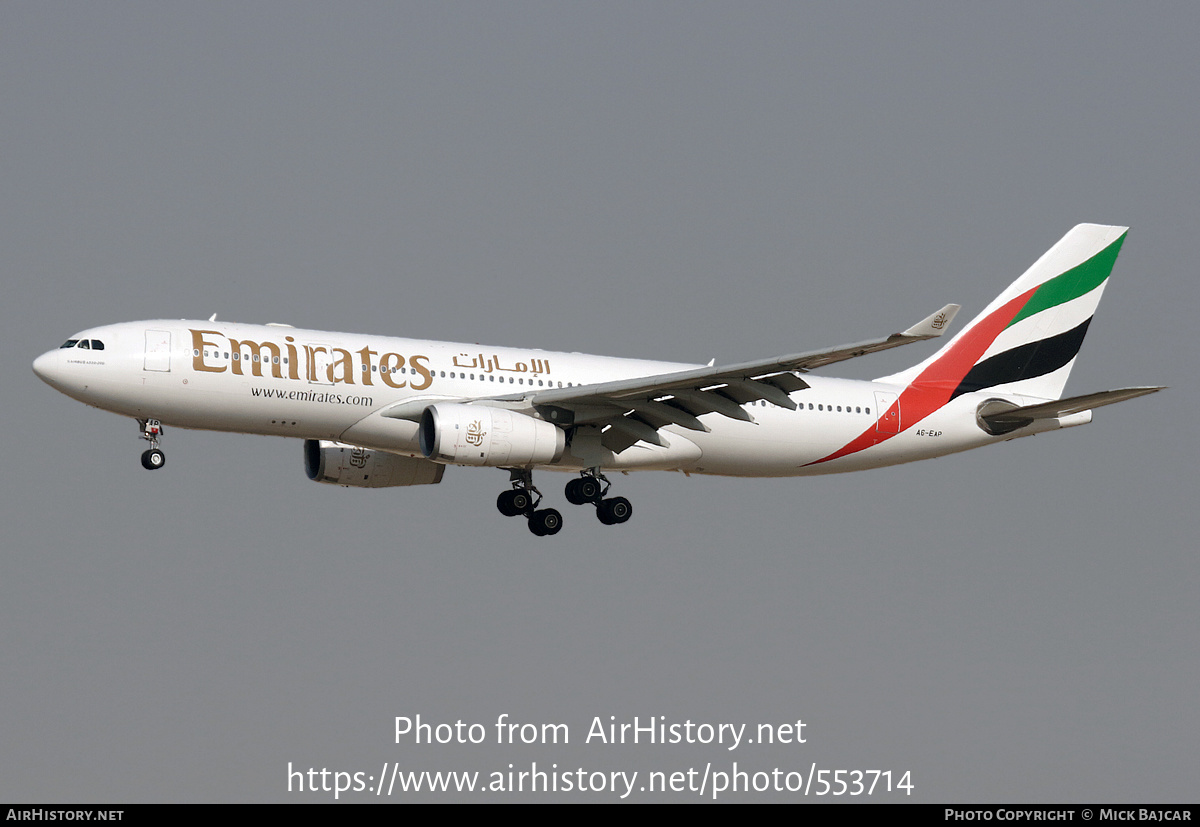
[565,469,632,526]
[138,419,165,470]
[497,469,562,536]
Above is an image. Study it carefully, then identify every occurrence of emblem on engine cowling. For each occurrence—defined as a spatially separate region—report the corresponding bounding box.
[465,420,486,446]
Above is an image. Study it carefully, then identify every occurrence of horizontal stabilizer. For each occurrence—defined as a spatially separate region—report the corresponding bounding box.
[982,386,1164,428]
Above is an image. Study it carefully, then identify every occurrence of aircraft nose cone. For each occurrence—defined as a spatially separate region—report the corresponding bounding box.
[32,350,65,388]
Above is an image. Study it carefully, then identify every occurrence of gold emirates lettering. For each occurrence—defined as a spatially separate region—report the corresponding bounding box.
[189,329,433,391]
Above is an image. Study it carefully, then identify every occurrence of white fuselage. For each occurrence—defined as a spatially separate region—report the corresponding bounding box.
[32,319,1063,477]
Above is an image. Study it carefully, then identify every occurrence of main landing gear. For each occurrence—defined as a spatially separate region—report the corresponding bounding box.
[497,469,563,537]
[138,418,166,470]
[565,469,632,526]
[496,468,632,536]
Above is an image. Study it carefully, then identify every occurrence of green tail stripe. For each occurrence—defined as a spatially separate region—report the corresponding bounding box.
[1006,232,1127,329]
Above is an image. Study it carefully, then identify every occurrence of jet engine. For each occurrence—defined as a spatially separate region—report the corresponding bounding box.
[304,440,445,487]
[418,403,565,467]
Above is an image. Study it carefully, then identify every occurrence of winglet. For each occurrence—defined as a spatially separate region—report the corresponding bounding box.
[900,304,960,339]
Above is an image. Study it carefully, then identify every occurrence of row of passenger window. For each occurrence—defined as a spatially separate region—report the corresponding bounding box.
[438,370,561,387]
[745,398,871,414]
[200,349,289,366]
[199,349,403,374]
[804,401,870,414]
[60,339,105,350]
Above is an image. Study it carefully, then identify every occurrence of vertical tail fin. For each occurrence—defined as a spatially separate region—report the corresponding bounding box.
[875,224,1128,401]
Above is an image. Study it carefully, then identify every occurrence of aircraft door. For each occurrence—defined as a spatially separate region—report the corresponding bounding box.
[307,343,335,385]
[874,391,900,435]
[144,330,171,372]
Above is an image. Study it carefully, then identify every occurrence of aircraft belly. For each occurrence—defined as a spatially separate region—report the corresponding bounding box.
[679,416,856,477]
[800,402,1001,474]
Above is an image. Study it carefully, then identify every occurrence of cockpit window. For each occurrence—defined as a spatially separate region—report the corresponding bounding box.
[59,339,79,349]
[90,340,105,350]
[78,340,91,349]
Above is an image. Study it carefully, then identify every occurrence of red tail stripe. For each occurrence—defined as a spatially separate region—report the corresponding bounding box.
[806,287,1035,466]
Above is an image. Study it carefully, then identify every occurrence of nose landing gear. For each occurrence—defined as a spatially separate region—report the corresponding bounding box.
[138,419,166,470]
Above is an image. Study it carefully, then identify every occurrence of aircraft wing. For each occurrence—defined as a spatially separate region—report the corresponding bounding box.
[479,303,961,453]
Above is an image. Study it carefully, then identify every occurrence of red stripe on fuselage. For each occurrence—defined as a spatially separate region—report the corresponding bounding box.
[805,287,1035,466]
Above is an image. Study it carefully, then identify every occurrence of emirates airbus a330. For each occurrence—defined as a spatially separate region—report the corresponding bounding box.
[33,224,1161,536]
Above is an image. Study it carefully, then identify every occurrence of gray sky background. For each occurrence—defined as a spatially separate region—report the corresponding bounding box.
[2,2,1195,802]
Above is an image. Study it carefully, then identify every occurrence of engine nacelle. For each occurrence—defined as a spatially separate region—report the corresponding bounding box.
[304,440,445,487]
[418,403,565,467]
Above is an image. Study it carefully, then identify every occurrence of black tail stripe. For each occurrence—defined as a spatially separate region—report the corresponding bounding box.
[950,317,1093,400]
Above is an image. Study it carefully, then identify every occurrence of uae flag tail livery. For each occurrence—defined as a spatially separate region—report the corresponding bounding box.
[811,224,1158,466]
